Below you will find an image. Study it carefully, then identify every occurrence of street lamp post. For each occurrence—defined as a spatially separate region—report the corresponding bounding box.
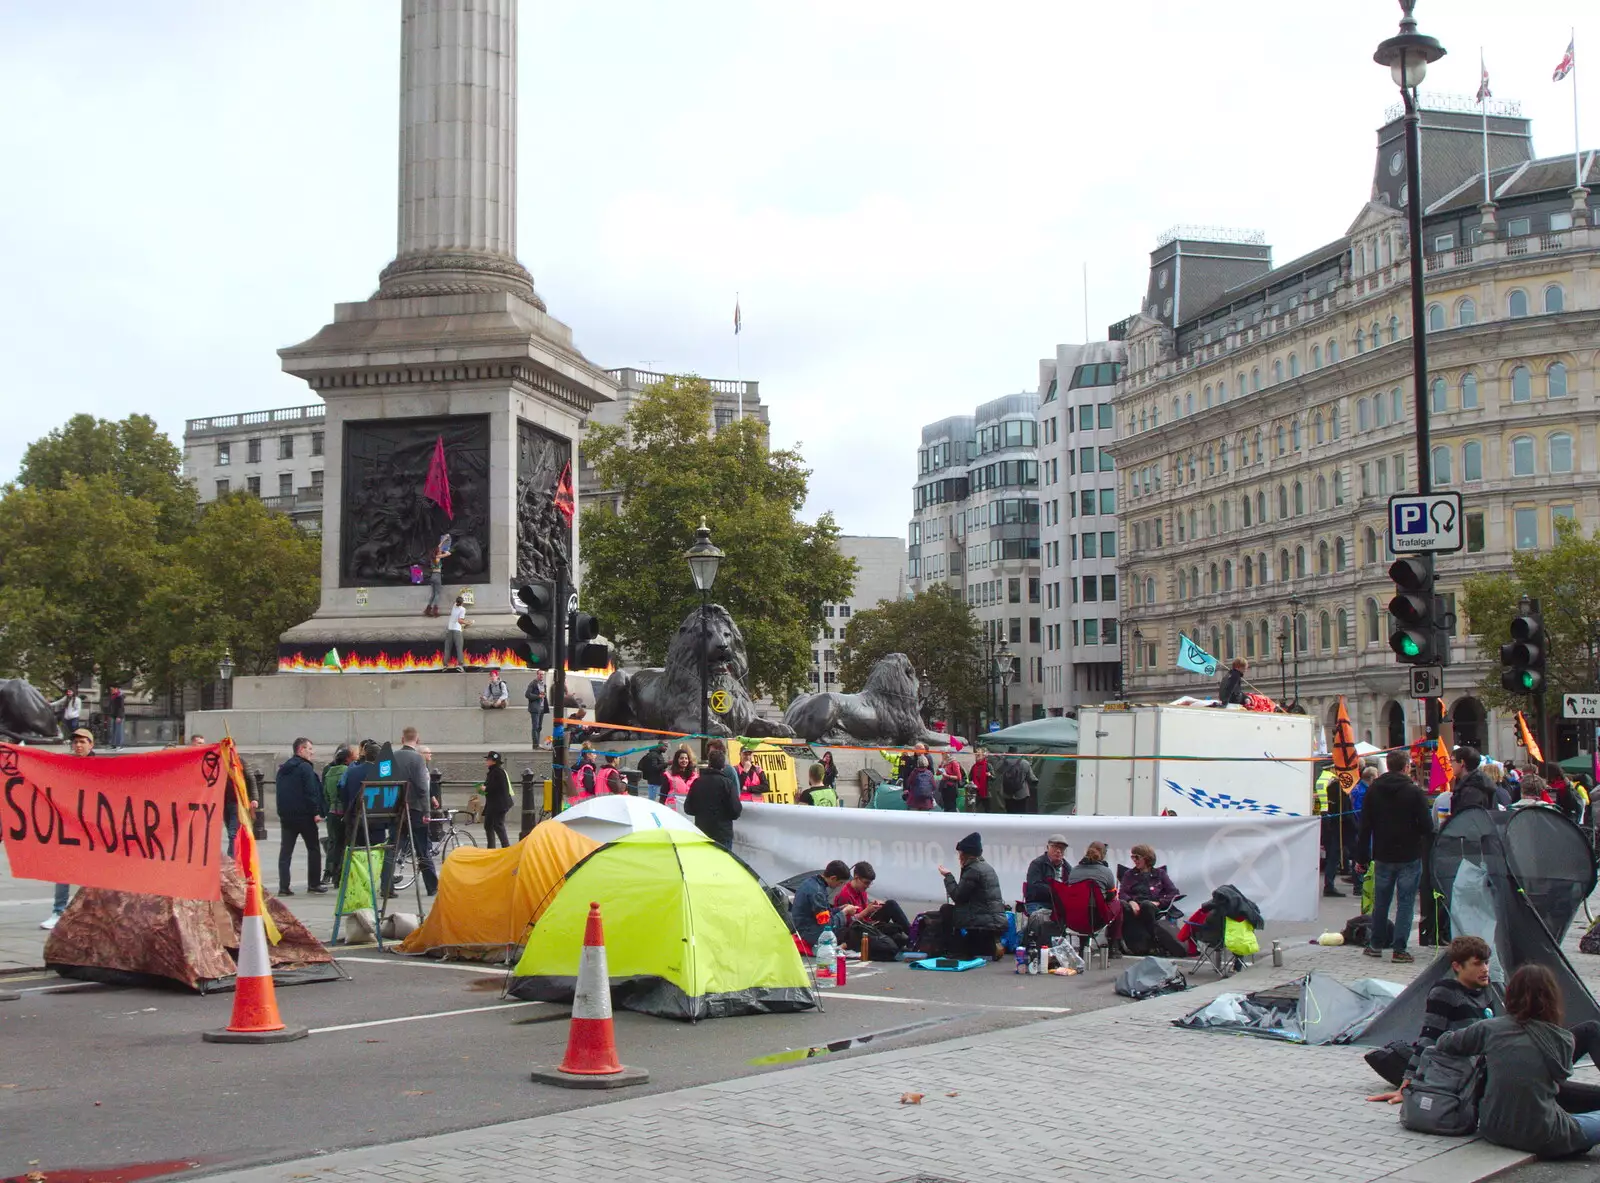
[1278,630,1290,704]
[1376,0,1446,742]
[684,518,724,760]
[218,647,234,711]
[1132,627,1144,701]
[997,640,1015,729]
[1287,594,1303,708]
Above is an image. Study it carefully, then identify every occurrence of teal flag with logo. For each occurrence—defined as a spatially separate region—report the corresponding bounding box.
[1176,633,1219,678]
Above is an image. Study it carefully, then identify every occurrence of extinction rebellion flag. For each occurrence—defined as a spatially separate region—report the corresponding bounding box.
[1,743,227,900]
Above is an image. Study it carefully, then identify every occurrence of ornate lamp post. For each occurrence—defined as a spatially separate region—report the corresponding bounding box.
[218,647,235,711]
[997,640,1015,729]
[684,518,724,759]
[1287,593,1304,708]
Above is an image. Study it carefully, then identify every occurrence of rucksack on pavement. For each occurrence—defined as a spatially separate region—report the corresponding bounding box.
[1399,1046,1484,1137]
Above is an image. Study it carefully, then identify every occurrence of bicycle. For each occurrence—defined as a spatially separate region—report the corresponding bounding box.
[391,808,478,892]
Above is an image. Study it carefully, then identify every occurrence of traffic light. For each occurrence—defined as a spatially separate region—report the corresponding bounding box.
[1387,555,1439,664]
[567,607,611,671]
[515,580,556,668]
[1499,607,1546,694]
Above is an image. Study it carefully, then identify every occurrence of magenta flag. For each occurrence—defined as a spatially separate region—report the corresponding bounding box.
[423,435,453,520]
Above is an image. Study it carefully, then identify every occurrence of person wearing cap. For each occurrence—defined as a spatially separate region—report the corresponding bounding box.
[1023,834,1071,915]
[481,751,512,847]
[637,740,669,802]
[478,667,509,710]
[570,748,599,798]
[935,832,1007,959]
[41,728,95,930]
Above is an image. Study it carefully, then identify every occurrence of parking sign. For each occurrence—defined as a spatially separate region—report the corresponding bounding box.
[1388,492,1464,554]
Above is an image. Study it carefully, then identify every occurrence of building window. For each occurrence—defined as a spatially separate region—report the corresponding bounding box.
[1426,303,1445,332]
[823,604,835,617]
[311,431,325,457]
[1289,354,1300,378]
[1364,527,1378,565]
[1457,297,1476,326]
[1465,512,1485,553]
[1554,505,1576,535]
[1511,365,1532,402]
[1461,372,1479,408]
[1273,359,1284,383]
[1250,367,1261,392]
[1431,445,1452,486]
[1357,398,1370,431]
[1082,533,1096,559]
[1083,619,1099,645]
[1549,362,1569,398]
[1319,612,1331,651]
[246,475,261,496]
[279,435,295,460]
[1365,597,1380,645]
[1317,541,1329,574]
[1293,481,1305,516]
[1355,329,1365,354]
[1311,346,1322,369]
[1511,435,1535,476]
[310,469,324,491]
[840,604,852,617]
[1388,315,1400,343]
[1337,608,1351,649]
[1508,289,1529,318]
[1295,546,1307,578]
[823,671,837,685]
[1514,507,1538,550]
[1145,576,1155,603]
[1550,432,1574,474]
[1462,441,1483,482]
[1101,531,1116,557]
[1292,420,1302,450]
[1545,284,1566,314]
[1430,377,1447,413]
[215,478,229,497]
[247,438,261,463]
[1328,339,1340,363]
[278,472,293,496]
[216,442,230,466]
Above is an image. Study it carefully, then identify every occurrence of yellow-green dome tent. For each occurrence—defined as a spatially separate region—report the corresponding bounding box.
[508,827,816,1021]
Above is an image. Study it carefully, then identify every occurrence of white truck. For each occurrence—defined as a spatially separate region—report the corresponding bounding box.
[1074,704,1314,817]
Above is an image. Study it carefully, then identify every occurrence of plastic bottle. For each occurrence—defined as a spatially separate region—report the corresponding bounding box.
[814,929,838,986]
[1028,941,1041,974]
[836,953,847,987]
[1015,943,1029,974]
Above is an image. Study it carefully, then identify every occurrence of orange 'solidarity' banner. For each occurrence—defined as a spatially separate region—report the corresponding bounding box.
[0,742,225,900]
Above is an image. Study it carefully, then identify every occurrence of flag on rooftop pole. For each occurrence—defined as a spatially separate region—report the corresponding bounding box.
[1554,35,1575,81]
[1552,32,1582,191]
[733,296,742,335]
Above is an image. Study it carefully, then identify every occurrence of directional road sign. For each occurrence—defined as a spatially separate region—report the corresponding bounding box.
[1562,693,1600,719]
[1388,492,1464,554]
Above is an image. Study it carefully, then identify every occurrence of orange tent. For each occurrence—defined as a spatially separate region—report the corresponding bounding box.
[398,819,599,960]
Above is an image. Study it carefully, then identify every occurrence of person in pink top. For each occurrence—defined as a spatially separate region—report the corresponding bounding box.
[661,744,698,807]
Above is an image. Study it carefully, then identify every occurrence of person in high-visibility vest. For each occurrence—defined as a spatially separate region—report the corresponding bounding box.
[1314,766,1334,815]
[798,763,840,807]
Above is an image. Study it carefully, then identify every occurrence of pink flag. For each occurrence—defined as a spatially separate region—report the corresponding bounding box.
[423,435,453,520]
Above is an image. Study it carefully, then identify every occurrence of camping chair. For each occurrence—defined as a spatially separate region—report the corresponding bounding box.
[1178,902,1252,979]
[1046,879,1113,970]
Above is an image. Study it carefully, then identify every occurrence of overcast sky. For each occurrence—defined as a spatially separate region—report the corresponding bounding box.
[1,1,1591,540]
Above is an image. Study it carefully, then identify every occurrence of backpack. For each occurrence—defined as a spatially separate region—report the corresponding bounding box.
[1399,1047,1485,1137]
[1342,913,1373,948]
[1003,760,1029,799]
[1114,955,1189,1000]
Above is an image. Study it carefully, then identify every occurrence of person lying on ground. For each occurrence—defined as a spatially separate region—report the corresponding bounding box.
[1431,964,1600,1157]
[792,860,852,951]
[1366,935,1496,1100]
[832,861,910,933]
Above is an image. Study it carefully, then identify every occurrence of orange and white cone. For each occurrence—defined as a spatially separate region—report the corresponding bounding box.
[203,878,308,1044]
[530,902,648,1088]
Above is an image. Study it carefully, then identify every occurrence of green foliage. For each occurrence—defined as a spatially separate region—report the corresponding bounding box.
[1461,517,1600,709]
[144,493,321,686]
[579,376,856,700]
[837,586,986,730]
[18,413,197,541]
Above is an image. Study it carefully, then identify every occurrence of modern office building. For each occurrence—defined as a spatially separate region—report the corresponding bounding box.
[1108,94,1596,755]
[811,534,907,690]
[909,395,1044,726]
[1038,341,1128,715]
[182,403,329,531]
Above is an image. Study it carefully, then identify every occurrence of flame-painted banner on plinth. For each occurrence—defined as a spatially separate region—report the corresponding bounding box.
[1,743,225,899]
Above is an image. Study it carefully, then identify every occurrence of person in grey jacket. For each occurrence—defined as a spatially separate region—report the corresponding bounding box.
[936,832,1007,959]
[1435,964,1600,1157]
[384,726,439,896]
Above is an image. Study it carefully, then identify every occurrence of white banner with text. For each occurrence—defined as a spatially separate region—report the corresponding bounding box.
[732,806,1321,922]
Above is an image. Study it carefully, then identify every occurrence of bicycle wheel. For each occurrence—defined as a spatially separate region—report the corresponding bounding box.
[391,846,416,893]
[439,832,462,862]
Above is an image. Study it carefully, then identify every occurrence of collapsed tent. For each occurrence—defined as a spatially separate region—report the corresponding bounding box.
[509,828,817,1021]
[556,795,700,844]
[398,819,600,960]
[44,860,342,993]
[1356,805,1600,1048]
[1175,973,1402,1044]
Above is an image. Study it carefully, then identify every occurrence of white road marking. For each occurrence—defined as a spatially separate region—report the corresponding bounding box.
[338,956,505,976]
[311,1001,545,1033]
[0,898,55,908]
[826,991,1070,1014]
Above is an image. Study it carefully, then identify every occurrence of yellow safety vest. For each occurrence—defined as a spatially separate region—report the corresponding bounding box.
[1314,769,1333,814]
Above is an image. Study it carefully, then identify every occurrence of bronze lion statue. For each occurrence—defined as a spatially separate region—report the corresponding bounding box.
[783,652,950,747]
[0,678,66,742]
[594,604,793,739]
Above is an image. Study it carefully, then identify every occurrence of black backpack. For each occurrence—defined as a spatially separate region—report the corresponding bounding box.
[1003,760,1029,799]
[1399,1047,1485,1137]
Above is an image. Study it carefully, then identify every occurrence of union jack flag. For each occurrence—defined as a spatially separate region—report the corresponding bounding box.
[1554,38,1575,82]
[1476,57,1491,102]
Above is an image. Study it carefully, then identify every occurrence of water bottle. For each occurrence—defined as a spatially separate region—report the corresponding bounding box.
[814,929,838,986]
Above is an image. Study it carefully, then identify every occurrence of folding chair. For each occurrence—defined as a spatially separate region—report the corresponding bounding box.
[1178,903,1252,979]
[1047,879,1113,970]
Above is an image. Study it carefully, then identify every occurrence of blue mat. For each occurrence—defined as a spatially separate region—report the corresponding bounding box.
[909,956,986,972]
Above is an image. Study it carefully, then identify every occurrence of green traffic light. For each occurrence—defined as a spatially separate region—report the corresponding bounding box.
[1520,671,1536,690]
[1399,636,1422,657]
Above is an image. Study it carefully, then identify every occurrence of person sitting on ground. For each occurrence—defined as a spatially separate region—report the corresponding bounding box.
[903,753,938,811]
[797,763,840,806]
[1067,840,1126,955]
[1366,935,1496,1100]
[792,859,852,952]
[1431,964,1600,1157]
[662,744,698,806]
[936,832,1008,959]
[478,667,509,710]
[1512,772,1556,811]
[833,860,911,936]
[1023,834,1070,915]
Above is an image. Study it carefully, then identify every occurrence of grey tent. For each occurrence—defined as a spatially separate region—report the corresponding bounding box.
[1174,972,1400,1044]
[1354,805,1599,1049]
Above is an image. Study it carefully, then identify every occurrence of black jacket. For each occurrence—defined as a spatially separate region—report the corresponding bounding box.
[638,749,668,787]
[1024,852,1067,905]
[1217,667,1245,705]
[1453,768,1496,813]
[941,855,1007,932]
[274,754,323,819]
[483,764,512,812]
[685,762,742,848]
[1357,771,1433,863]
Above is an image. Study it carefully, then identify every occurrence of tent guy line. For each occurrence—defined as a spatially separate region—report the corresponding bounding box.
[311,1000,546,1033]
[827,992,1071,1014]
[339,956,505,975]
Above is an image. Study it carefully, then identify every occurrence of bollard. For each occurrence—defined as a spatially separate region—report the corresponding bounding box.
[519,767,538,839]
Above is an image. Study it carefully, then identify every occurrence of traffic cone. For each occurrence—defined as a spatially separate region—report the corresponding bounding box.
[203,877,308,1044]
[530,902,649,1089]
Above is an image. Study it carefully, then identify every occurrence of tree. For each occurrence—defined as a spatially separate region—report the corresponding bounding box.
[143,493,322,689]
[579,376,856,700]
[0,474,165,689]
[837,585,986,732]
[1461,517,1600,711]
[18,413,197,541]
